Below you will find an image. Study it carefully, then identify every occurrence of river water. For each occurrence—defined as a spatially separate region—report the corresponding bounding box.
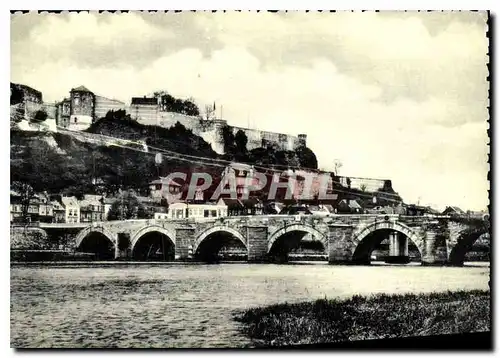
[10,262,490,348]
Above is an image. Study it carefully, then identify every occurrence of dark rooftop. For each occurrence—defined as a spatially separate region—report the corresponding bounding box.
[131,97,157,106]
[71,85,93,93]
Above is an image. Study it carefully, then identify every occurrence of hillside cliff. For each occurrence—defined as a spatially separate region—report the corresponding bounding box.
[10,111,320,198]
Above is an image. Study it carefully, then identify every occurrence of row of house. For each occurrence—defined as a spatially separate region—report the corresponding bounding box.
[146,162,405,215]
[10,189,176,224]
[145,162,483,218]
[10,192,108,224]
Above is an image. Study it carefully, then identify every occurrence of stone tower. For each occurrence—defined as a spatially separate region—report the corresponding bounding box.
[69,85,95,130]
[297,134,307,148]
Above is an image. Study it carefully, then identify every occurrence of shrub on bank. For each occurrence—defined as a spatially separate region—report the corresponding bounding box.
[234,290,491,347]
[10,228,49,250]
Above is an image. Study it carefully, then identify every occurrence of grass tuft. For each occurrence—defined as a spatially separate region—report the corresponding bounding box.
[234,290,491,347]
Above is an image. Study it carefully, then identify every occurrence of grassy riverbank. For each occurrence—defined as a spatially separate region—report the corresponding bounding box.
[234,290,491,347]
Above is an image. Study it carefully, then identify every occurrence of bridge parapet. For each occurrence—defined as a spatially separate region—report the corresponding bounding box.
[30,214,487,266]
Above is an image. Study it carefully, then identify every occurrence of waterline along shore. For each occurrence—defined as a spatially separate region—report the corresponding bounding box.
[234,290,491,347]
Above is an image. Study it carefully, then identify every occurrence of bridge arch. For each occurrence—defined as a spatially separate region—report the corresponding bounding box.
[193,226,247,254]
[193,226,247,262]
[75,226,117,249]
[130,225,176,261]
[267,224,327,253]
[130,226,176,253]
[448,231,490,266]
[350,221,423,263]
[75,226,117,260]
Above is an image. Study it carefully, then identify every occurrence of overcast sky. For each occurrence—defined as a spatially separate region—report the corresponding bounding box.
[10,11,489,211]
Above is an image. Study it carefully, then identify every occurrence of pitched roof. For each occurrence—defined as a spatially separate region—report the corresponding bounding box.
[150,177,183,187]
[219,198,243,208]
[339,199,363,209]
[241,197,261,207]
[79,195,103,209]
[443,206,465,214]
[61,196,79,208]
[103,197,118,205]
[131,97,157,106]
[83,194,103,202]
[50,200,65,210]
[71,85,93,93]
[226,162,253,171]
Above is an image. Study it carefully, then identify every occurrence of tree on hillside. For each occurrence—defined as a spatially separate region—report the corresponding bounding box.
[104,109,132,122]
[222,126,236,155]
[333,160,343,176]
[183,99,200,116]
[10,86,24,105]
[11,181,34,223]
[234,130,248,159]
[154,91,200,116]
[295,146,318,169]
[203,103,216,120]
[107,190,148,220]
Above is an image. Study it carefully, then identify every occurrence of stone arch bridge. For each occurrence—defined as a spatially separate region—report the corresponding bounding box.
[37,214,490,266]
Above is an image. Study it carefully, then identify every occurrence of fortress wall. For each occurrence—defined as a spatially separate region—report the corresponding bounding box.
[230,126,300,151]
[346,177,387,192]
[128,108,302,155]
[231,126,263,150]
[94,96,127,119]
[137,111,204,133]
[158,112,203,133]
[131,105,157,123]
[24,101,57,120]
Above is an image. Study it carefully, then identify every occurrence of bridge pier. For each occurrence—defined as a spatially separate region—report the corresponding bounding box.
[328,224,355,265]
[115,233,130,260]
[385,231,410,264]
[175,226,195,261]
[246,226,268,262]
[422,230,447,266]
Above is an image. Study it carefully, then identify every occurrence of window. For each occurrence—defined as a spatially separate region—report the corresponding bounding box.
[211,210,217,217]
[74,97,80,106]
[74,117,78,123]
[204,210,209,218]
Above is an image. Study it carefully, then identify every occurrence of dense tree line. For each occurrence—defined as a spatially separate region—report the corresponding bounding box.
[153,91,200,116]
[107,190,148,220]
